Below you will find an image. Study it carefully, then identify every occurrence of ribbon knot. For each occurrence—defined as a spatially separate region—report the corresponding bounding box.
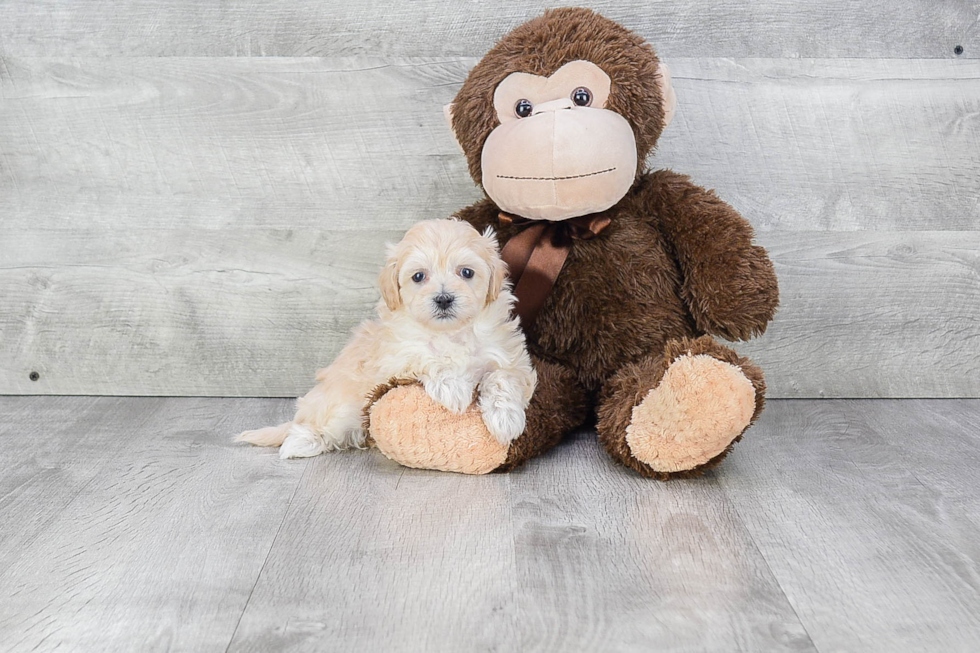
[498,211,611,328]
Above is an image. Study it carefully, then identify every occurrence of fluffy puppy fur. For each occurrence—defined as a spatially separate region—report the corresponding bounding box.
[237,218,536,459]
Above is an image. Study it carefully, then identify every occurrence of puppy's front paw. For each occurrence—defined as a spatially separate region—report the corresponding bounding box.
[423,376,475,414]
[478,369,530,444]
[279,424,327,459]
[480,401,526,445]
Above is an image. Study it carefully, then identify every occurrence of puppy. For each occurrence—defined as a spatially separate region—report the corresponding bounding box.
[237,218,536,459]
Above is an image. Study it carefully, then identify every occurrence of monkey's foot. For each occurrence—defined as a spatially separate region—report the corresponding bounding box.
[367,383,508,475]
[626,354,756,473]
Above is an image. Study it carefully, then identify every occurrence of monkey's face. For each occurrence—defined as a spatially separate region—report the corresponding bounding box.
[447,9,678,220]
[481,60,638,221]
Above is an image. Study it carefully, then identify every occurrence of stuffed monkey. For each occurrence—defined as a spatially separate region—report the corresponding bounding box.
[366,8,778,479]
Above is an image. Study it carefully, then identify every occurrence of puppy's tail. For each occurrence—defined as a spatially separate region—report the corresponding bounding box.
[236,422,291,447]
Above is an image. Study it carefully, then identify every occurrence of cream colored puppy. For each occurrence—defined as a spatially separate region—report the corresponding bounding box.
[237,219,536,459]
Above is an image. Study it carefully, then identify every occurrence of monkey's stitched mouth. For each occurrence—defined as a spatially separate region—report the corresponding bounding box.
[496,167,616,181]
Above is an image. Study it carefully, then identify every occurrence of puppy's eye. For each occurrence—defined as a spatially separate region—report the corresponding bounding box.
[515,99,533,118]
[572,87,592,107]
[411,272,425,283]
[459,267,475,279]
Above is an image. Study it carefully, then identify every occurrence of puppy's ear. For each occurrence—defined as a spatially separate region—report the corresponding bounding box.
[378,245,401,311]
[481,227,507,305]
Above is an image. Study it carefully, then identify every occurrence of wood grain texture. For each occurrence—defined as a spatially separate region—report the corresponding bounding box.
[0,396,301,652]
[0,56,482,232]
[505,431,815,652]
[2,229,977,397]
[2,56,978,396]
[2,56,978,232]
[0,0,976,58]
[2,397,979,651]
[858,400,980,513]
[717,399,980,652]
[738,230,980,398]
[226,429,815,652]
[225,448,522,652]
[0,396,167,565]
[0,227,393,395]
[658,58,980,232]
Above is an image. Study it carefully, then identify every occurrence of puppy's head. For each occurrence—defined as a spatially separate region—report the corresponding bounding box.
[379,219,506,330]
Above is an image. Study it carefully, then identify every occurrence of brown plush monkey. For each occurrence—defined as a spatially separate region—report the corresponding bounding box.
[366,8,778,479]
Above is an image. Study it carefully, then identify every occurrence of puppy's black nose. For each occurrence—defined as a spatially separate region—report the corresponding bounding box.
[434,294,455,310]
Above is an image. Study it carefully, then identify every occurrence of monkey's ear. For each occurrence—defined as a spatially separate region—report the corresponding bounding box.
[656,63,677,130]
[443,103,465,154]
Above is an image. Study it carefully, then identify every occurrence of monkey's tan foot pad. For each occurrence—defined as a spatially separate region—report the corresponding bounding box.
[625,354,755,473]
[368,384,508,475]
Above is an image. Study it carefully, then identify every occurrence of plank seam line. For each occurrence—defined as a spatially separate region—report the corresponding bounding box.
[224,461,310,652]
[719,477,823,652]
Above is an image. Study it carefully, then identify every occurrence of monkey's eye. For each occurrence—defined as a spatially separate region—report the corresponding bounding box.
[515,99,533,118]
[572,87,592,107]
[411,272,425,283]
[459,267,475,279]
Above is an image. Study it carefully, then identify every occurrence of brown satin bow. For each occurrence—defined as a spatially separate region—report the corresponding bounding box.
[498,211,611,328]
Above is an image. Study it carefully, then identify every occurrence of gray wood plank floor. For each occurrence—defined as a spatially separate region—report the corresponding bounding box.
[1,397,979,652]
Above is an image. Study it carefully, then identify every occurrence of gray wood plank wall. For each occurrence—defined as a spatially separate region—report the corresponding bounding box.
[1,2,978,397]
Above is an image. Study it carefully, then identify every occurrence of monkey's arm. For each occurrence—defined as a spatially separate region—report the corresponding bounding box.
[642,170,778,341]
